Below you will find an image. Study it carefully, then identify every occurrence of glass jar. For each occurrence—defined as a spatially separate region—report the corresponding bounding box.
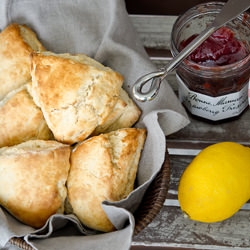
[170,2,250,121]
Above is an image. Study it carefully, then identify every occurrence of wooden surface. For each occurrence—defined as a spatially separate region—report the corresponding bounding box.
[130,14,250,250]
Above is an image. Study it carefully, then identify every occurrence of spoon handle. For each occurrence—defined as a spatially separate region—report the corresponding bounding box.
[132,26,216,102]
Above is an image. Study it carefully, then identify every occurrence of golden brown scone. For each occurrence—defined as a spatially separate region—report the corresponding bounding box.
[0,140,70,228]
[92,95,127,135]
[107,88,141,131]
[0,83,52,147]
[30,51,124,144]
[0,23,45,100]
[93,88,141,135]
[67,128,146,232]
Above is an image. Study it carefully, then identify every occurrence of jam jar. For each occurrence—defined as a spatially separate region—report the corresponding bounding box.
[170,2,250,121]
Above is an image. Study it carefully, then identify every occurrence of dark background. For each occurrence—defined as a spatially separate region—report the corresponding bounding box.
[125,0,227,15]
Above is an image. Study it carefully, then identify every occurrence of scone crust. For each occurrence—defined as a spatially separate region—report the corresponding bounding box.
[30,52,124,144]
[0,23,45,100]
[104,128,146,200]
[68,135,115,232]
[92,97,127,135]
[0,140,71,228]
[93,88,141,135]
[0,84,52,147]
[67,128,146,232]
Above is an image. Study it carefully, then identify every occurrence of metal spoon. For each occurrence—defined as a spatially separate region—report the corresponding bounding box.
[132,0,250,102]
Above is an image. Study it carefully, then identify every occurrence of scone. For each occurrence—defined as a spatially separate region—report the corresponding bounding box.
[67,128,146,232]
[0,83,52,147]
[92,88,141,135]
[0,23,45,100]
[30,52,124,144]
[0,140,71,228]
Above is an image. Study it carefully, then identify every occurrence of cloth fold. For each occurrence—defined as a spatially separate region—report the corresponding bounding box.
[0,0,190,249]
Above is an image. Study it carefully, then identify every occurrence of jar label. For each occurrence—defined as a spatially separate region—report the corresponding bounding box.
[177,74,248,121]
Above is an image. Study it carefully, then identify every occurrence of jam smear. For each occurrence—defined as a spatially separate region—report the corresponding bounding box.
[179,27,248,66]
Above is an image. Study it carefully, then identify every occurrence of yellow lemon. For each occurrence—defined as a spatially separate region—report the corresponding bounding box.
[178,142,250,223]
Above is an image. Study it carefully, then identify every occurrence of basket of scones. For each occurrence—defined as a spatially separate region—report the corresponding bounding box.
[0,23,170,249]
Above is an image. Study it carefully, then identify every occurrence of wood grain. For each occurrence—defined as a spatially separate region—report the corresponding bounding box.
[130,15,177,50]
[133,207,250,249]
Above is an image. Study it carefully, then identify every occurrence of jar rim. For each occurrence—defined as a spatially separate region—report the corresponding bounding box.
[170,1,250,74]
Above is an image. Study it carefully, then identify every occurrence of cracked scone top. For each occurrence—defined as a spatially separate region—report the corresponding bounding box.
[67,128,147,232]
[30,51,124,144]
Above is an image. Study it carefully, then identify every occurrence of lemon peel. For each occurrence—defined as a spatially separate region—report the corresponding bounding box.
[178,142,250,223]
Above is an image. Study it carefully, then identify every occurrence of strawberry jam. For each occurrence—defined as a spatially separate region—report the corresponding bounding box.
[171,1,250,121]
[179,27,249,67]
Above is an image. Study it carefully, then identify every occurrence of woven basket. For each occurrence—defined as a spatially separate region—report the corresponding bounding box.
[9,148,170,249]
[133,148,170,235]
